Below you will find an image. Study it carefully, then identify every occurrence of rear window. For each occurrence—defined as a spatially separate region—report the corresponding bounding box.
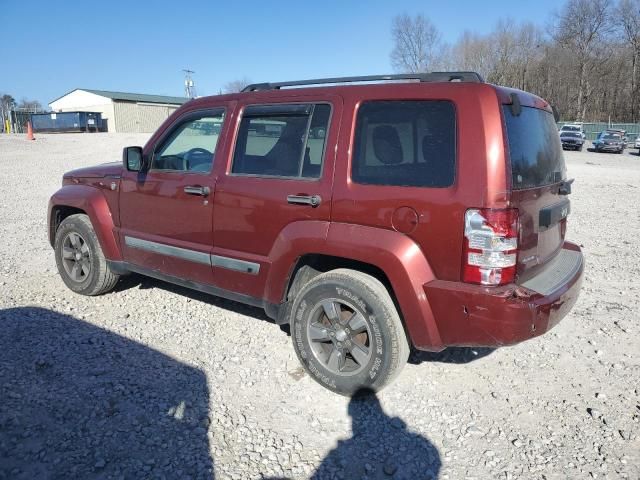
[352,101,456,187]
[503,106,566,190]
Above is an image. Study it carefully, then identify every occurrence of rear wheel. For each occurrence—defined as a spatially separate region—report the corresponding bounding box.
[290,269,409,395]
[54,214,119,295]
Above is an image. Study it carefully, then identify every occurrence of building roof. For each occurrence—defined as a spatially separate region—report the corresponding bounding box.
[50,88,189,105]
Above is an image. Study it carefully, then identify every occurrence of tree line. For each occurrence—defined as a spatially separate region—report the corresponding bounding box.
[391,0,640,123]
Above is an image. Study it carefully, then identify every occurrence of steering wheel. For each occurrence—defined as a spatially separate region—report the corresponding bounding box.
[184,148,213,171]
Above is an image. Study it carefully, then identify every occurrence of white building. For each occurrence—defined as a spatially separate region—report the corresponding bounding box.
[49,89,188,133]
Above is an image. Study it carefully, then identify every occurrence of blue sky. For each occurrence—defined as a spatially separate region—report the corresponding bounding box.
[0,0,561,106]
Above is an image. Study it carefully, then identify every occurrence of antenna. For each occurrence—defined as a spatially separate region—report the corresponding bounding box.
[183,69,196,98]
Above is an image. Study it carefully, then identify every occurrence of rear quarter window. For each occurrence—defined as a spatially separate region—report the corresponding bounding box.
[352,101,456,187]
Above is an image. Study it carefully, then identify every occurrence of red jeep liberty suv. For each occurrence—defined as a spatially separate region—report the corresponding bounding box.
[48,72,584,395]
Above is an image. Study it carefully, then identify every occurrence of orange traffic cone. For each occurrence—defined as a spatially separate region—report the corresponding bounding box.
[26,121,35,141]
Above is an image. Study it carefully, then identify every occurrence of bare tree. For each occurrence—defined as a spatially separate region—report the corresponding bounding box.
[222,78,252,94]
[450,31,495,80]
[390,14,443,73]
[618,0,640,121]
[17,98,43,112]
[552,0,613,121]
[387,1,638,122]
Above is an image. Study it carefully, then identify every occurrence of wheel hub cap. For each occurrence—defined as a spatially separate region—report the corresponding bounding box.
[335,328,348,342]
[61,232,91,283]
[306,299,372,376]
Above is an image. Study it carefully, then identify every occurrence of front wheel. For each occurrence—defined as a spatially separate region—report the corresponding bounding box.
[54,214,120,295]
[290,269,410,395]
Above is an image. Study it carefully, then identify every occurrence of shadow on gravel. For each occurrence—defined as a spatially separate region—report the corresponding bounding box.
[408,346,494,365]
[114,274,290,335]
[307,388,441,480]
[0,307,214,479]
[115,274,273,321]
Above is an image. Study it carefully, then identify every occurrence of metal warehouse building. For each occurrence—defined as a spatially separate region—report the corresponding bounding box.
[49,89,188,133]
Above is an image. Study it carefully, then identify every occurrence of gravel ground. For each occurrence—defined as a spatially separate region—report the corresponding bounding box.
[0,133,638,480]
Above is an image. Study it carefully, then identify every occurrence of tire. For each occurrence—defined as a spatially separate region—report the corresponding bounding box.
[290,268,410,395]
[54,214,119,296]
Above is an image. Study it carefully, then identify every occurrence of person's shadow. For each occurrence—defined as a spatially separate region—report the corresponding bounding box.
[310,388,441,480]
[0,307,213,479]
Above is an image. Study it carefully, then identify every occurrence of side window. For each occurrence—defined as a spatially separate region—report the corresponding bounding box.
[152,110,225,173]
[352,101,456,187]
[232,103,331,178]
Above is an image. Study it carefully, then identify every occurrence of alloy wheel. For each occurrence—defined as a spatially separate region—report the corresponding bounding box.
[61,232,92,282]
[307,299,372,376]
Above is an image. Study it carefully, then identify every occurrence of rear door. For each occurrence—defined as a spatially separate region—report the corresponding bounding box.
[212,97,340,299]
[503,105,569,278]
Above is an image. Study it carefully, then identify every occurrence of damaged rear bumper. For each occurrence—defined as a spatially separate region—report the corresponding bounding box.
[422,242,584,348]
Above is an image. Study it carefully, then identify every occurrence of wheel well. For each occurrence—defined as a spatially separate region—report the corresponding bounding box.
[286,254,395,300]
[49,206,85,246]
[282,254,410,343]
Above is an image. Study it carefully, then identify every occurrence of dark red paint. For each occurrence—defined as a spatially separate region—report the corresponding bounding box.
[48,81,584,352]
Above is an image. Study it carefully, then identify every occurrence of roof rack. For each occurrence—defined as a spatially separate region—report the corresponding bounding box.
[241,72,484,92]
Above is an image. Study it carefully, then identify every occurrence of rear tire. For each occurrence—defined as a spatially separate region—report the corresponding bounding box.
[54,214,119,296]
[290,268,410,396]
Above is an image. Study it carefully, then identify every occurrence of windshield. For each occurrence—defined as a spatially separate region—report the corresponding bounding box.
[561,126,580,132]
[601,133,621,140]
[503,106,566,190]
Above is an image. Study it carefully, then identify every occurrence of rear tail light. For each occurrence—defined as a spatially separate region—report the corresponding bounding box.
[462,208,519,286]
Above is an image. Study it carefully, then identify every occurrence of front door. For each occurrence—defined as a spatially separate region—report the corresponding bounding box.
[119,108,227,285]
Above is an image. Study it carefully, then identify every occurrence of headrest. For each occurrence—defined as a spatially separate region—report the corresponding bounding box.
[422,129,446,162]
[372,125,403,165]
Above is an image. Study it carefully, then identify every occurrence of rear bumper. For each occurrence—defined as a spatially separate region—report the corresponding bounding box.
[422,241,584,349]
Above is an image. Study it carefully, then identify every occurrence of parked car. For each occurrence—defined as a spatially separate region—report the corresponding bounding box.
[635,136,640,154]
[560,131,585,151]
[48,72,585,395]
[559,123,586,139]
[593,131,625,153]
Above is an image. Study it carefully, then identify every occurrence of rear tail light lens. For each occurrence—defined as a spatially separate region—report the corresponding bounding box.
[462,208,519,285]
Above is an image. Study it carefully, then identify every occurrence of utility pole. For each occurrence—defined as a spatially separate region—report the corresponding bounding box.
[183,69,196,98]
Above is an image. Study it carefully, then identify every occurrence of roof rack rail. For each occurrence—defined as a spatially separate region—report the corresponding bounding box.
[241,72,484,92]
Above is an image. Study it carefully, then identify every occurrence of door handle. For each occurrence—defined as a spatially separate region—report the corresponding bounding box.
[184,185,211,197]
[287,194,322,207]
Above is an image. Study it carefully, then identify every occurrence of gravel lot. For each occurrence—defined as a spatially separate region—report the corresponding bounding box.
[0,133,638,479]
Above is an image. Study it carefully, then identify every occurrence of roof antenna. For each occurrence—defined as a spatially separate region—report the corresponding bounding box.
[183,69,196,99]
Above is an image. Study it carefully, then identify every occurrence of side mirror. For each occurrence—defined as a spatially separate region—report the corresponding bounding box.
[123,146,143,171]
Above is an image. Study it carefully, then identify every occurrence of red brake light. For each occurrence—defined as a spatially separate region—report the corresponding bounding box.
[462,208,519,286]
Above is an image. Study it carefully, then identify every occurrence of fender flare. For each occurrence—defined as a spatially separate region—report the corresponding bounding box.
[48,185,122,261]
[265,221,442,350]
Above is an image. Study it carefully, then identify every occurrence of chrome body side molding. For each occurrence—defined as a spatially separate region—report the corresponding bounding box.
[124,236,261,275]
